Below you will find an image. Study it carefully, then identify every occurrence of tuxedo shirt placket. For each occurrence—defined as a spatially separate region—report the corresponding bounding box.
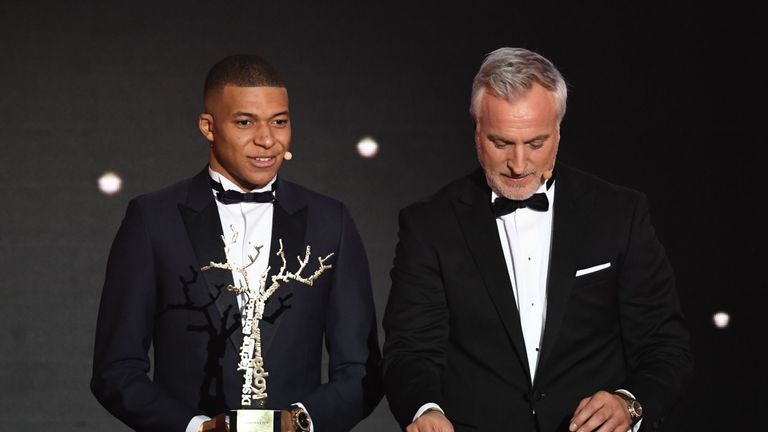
[211,171,275,313]
[494,184,554,380]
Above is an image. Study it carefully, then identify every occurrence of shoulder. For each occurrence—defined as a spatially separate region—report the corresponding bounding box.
[117,169,208,226]
[137,176,194,202]
[556,163,648,216]
[126,176,195,212]
[278,178,346,214]
[278,179,364,248]
[400,170,482,219]
[558,164,644,199]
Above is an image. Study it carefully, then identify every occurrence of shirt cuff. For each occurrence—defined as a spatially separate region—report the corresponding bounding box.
[186,415,210,432]
[413,403,445,422]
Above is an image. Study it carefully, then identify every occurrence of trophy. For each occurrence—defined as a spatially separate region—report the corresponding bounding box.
[202,233,333,432]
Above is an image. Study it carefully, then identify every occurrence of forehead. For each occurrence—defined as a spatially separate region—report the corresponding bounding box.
[213,85,289,114]
[476,84,558,131]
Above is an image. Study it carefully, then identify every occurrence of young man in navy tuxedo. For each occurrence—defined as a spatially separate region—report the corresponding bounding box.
[383,48,692,432]
[92,54,382,432]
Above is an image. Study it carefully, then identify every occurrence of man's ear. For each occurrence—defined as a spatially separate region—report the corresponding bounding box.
[199,113,215,143]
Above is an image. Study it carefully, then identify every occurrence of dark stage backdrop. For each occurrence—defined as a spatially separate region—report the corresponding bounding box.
[1,1,763,430]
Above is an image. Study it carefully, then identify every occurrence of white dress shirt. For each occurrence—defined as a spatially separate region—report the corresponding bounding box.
[494,181,554,380]
[210,168,275,312]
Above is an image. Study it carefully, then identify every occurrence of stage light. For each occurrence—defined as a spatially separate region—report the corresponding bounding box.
[713,311,730,329]
[356,136,379,158]
[98,171,122,196]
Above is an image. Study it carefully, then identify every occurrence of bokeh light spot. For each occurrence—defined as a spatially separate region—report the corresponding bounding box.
[713,311,730,329]
[98,171,122,196]
[356,136,379,158]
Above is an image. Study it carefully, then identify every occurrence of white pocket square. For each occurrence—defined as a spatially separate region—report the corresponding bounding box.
[575,262,611,277]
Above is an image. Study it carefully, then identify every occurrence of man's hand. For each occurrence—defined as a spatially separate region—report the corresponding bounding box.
[280,409,293,432]
[569,390,631,432]
[200,413,228,432]
[406,409,454,432]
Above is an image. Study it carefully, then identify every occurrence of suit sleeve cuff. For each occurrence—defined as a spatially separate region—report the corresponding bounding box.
[614,388,636,399]
[413,403,444,422]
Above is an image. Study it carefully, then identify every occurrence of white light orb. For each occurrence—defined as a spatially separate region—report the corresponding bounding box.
[98,171,122,196]
[356,136,379,158]
[712,311,730,329]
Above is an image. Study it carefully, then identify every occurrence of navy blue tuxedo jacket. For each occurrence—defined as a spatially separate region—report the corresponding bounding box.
[382,164,692,432]
[92,168,382,432]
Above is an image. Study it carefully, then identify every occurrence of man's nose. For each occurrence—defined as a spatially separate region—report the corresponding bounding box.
[506,146,526,174]
[253,124,274,147]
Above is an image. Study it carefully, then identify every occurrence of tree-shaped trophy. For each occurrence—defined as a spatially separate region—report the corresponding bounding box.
[202,231,333,432]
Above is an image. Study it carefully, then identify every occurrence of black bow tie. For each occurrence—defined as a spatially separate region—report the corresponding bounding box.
[210,178,276,205]
[492,193,549,217]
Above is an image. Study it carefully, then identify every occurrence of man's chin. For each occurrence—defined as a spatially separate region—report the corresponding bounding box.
[488,177,534,201]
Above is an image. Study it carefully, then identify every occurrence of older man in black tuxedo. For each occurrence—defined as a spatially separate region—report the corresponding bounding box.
[383,47,692,432]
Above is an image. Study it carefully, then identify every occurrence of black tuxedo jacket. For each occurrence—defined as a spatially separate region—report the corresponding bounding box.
[92,168,382,432]
[383,164,692,432]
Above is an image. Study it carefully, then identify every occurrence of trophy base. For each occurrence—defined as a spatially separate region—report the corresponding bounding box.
[230,409,282,432]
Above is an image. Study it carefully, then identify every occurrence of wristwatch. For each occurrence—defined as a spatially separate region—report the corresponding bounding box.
[613,391,643,425]
[289,405,312,432]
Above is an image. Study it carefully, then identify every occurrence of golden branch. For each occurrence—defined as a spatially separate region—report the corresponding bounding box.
[270,239,335,289]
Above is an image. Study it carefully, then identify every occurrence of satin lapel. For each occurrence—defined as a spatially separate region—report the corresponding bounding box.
[259,178,307,356]
[453,171,532,381]
[535,168,592,382]
[179,168,243,354]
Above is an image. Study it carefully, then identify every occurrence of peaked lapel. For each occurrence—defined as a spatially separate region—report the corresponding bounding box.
[452,169,532,382]
[535,165,594,382]
[259,177,308,355]
[179,168,243,354]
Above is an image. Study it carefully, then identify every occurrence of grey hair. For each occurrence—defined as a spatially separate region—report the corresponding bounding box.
[469,47,567,124]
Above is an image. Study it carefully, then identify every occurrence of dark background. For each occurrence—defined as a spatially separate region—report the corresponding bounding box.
[1,1,763,430]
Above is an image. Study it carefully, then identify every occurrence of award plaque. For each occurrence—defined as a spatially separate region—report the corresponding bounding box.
[230,409,280,432]
[203,236,333,432]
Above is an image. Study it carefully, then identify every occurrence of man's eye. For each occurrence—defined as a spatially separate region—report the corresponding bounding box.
[235,120,252,127]
[273,119,289,127]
